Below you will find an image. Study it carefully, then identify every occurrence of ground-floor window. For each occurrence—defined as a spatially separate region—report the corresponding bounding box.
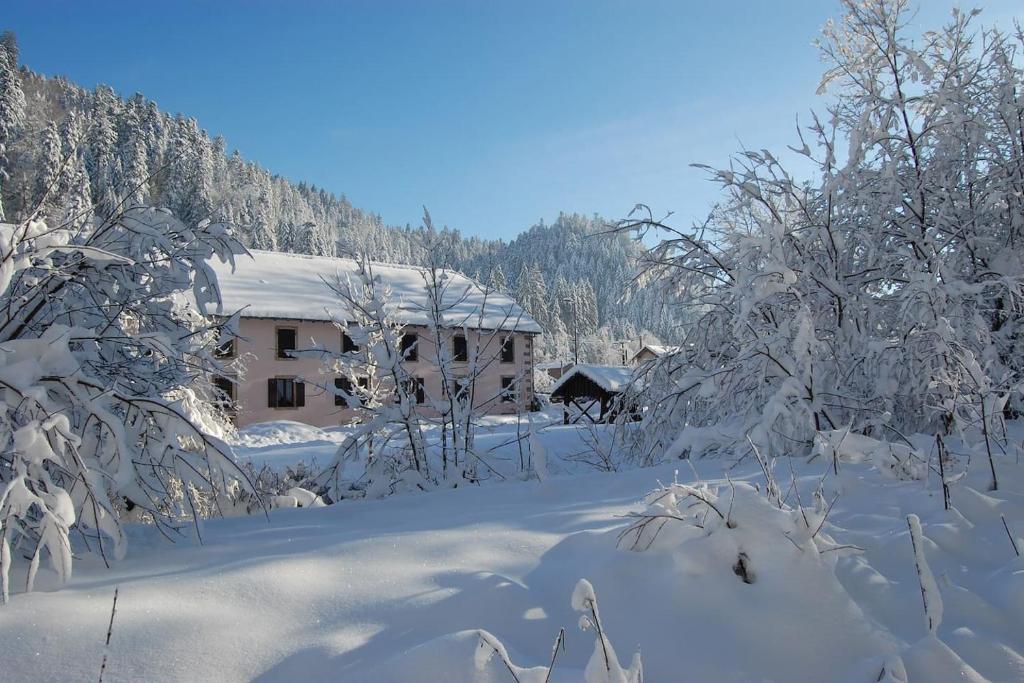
[334,377,352,406]
[268,377,305,408]
[400,377,425,404]
[335,376,369,407]
[453,377,470,403]
[213,375,236,408]
[500,376,517,403]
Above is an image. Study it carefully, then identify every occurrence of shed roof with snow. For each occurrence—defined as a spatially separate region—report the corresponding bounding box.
[208,250,542,333]
[549,364,638,398]
[549,364,640,423]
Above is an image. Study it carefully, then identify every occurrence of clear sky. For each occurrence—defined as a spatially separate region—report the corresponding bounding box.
[5,1,1023,240]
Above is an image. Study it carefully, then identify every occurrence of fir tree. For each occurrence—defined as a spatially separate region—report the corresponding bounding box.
[0,31,25,221]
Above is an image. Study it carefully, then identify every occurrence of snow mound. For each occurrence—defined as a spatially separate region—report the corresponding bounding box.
[233,420,345,448]
[528,478,901,681]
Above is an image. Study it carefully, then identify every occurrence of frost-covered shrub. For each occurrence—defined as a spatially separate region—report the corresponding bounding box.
[619,478,854,581]
[232,459,319,514]
[0,210,254,600]
[813,429,928,480]
[617,1,1024,478]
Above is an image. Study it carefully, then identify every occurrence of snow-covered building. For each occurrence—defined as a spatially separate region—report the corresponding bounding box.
[208,250,542,427]
[549,363,639,423]
[630,344,680,365]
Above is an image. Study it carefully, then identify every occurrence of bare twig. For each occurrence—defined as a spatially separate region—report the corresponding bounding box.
[1002,514,1020,557]
[97,587,119,683]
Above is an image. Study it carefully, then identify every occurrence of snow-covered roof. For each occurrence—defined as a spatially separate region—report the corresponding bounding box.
[209,250,542,333]
[632,344,680,361]
[535,361,573,370]
[549,364,638,396]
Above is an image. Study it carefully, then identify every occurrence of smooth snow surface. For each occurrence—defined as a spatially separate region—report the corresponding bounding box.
[2,420,1022,682]
[209,250,542,332]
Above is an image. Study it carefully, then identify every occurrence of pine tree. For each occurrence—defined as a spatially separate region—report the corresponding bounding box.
[118,93,152,206]
[33,120,61,217]
[515,263,549,327]
[573,280,599,337]
[57,110,92,228]
[0,31,26,221]
[249,181,277,250]
[166,116,216,225]
[86,85,121,216]
[488,263,507,293]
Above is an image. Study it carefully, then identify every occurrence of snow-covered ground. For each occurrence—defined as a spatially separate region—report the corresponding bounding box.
[2,418,1022,682]
[231,410,614,480]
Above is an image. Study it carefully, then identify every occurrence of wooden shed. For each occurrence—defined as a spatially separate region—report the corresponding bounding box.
[549,364,638,423]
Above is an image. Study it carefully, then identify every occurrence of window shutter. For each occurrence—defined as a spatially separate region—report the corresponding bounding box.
[296,380,306,407]
[267,378,277,408]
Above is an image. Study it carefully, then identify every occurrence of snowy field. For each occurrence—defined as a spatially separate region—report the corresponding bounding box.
[230,410,615,482]
[1,417,1022,682]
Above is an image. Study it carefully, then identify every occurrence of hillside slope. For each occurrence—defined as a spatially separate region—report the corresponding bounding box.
[0,35,684,355]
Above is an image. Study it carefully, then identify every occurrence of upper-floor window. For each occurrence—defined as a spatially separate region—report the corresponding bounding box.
[276,327,297,359]
[268,377,304,408]
[342,331,359,354]
[215,338,235,359]
[452,334,468,362]
[500,335,515,363]
[401,333,418,362]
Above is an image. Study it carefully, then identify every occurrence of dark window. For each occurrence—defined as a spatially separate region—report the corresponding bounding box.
[500,336,515,363]
[453,334,468,362]
[400,377,425,404]
[342,331,359,353]
[215,338,235,358]
[276,328,297,359]
[213,375,235,405]
[400,333,418,361]
[500,376,517,403]
[453,377,470,403]
[334,377,353,407]
[268,377,305,408]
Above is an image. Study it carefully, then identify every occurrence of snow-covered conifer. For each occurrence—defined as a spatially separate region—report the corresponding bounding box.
[0,33,26,221]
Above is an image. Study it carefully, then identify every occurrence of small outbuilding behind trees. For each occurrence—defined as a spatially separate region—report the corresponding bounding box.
[549,363,639,423]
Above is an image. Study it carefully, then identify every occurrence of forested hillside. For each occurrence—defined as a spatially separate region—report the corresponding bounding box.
[0,33,682,360]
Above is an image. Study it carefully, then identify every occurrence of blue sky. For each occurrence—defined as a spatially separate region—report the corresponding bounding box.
[6,1,1023,240]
